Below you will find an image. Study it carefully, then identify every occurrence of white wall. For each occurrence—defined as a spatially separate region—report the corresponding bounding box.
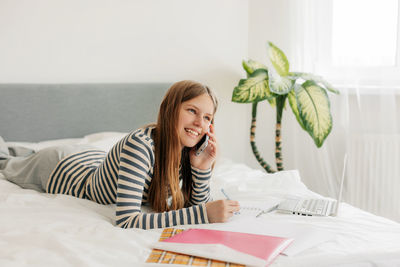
[0,0,251,163]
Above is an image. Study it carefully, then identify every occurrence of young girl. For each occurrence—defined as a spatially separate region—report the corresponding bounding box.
[0,80,240,229]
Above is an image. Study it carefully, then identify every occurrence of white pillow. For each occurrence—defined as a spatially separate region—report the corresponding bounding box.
[6,132,127,152]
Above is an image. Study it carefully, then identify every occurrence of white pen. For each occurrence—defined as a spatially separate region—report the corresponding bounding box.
[256,204,279,218]
[221,188,241,215]
[221,188,231,200]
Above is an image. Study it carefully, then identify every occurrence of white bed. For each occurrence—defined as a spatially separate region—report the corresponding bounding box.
[1,84,400,267]
[1,132,400,267]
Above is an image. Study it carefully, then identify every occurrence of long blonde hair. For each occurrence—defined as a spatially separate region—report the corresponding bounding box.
[148,80,218,212]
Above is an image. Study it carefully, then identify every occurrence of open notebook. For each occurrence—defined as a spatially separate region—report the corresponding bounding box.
[237,198,281,217]
[220,188,282,218]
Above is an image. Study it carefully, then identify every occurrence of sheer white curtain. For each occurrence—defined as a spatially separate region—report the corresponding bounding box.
[284,0,400,222]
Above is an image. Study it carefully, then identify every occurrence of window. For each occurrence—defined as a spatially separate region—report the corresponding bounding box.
[332,0,398,67]
[311,0,400,87]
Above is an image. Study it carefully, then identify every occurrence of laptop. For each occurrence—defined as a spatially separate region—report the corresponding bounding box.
[277,154,347,217]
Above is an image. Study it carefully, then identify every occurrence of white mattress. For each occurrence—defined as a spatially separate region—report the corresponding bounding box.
[1,133,400,267]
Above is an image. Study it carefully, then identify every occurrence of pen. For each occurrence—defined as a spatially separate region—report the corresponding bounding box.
[221,188,231,200]
[256,204,279,218]
[221,188,241,215]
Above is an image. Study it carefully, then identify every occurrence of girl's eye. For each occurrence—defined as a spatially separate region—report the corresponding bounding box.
[204,116,211,122]
[188,108,196,114]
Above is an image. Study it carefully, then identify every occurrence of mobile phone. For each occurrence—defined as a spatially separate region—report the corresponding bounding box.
[195,134,209,156]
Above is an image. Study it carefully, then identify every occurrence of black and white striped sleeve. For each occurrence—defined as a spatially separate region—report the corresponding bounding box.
[189,167,212,205]
[115,136,209,230]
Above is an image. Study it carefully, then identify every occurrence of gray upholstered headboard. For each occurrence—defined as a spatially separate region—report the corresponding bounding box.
[0,83,170,142]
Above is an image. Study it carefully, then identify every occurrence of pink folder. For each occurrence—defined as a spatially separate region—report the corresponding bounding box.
[162,229,293,266]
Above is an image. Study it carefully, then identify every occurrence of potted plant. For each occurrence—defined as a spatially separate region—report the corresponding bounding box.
[232,41,339,173]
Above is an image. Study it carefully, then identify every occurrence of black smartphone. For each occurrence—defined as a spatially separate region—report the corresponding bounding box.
[195,134,209,156]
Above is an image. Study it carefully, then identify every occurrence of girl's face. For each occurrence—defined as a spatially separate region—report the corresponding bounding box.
[178,93,214,149]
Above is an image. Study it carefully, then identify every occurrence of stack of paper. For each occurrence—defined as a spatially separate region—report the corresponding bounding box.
[147,228,243,266]
[151,228,293,266]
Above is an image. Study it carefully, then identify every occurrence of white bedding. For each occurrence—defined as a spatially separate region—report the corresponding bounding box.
[1,133,400,267]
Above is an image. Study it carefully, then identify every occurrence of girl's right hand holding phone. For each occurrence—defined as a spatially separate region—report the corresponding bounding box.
[190,124,218,170]
[205,199,240,223]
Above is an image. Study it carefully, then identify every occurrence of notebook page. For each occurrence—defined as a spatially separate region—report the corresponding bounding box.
[236,197,282,217]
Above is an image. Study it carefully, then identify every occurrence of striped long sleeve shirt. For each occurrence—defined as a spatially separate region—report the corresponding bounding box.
[46,126,211,229]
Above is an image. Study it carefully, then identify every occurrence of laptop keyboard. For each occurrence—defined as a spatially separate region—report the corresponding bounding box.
[278,198,335,216]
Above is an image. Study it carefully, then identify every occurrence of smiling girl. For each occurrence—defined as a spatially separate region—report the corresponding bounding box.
[1,80,240,229]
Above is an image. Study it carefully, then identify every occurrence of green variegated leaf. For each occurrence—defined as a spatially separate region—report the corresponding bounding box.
[232,69,273,103]
[297,81,332,147]
[288,87,306,130]
[318,79,339,94]
[290,72,340,94]
[267,42,289,76]
[242,59,268,76]
[268,73,295,95]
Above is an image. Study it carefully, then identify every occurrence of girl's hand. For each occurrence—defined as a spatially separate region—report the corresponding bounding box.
[205,199,240,223]
[189,124,218,170]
